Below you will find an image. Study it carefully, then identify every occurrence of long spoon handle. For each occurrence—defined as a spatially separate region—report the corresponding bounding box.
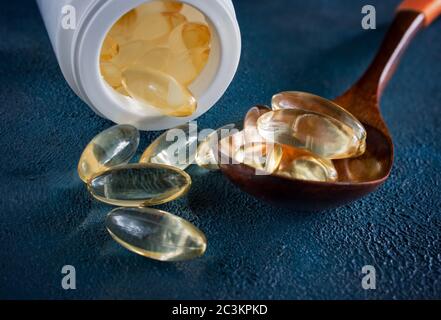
[355,0,441,101]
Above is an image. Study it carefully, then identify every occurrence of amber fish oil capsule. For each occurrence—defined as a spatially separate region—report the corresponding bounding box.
[257,109,365,160]
[99,0,212,116]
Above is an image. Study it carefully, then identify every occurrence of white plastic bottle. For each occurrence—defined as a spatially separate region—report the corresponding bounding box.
[36,0,241,131]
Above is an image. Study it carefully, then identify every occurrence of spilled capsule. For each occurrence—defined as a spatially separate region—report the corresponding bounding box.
[77,125,140,183]
[140,123,198,170]
[88,163,191,207]
[106,207,206,261]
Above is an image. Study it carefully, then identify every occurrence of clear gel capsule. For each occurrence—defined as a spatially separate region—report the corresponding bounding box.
[133,12,187,42]
[88,163,191,207]
[196,123,241,170]
[112,40,156,70]
[244,105,271,143]
[100,36,119,62]
[233,132,283,174]
[166,47,210,85]
[140,123,198,170]
[276,146,338,182]
[77,125,140,183]
[108,10,138,44]
[239,106,282,173]
[122,67,197,117]
[106,207,206,261]
[136,1,183,16]
[133,47,171,72]
[100,62,122,88]
[272,91,366,155]
[169,22,211,54]
[257,109,365,159]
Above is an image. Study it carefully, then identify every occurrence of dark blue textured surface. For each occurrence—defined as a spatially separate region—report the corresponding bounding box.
[1,0,440,299]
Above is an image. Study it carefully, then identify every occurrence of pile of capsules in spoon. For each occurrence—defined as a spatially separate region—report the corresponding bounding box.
[100,0,211,117]
[77,91,367,262]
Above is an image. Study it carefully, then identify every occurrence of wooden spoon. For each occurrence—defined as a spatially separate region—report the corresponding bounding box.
[220,0,441,211]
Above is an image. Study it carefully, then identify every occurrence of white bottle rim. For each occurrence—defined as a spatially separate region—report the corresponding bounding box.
[72,0,241,131]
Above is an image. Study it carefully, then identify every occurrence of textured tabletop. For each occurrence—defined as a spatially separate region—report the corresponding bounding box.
[1,0,440,299]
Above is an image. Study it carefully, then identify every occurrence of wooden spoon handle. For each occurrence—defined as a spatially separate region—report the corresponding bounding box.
[355,10,425,101]
[399,0,441,26]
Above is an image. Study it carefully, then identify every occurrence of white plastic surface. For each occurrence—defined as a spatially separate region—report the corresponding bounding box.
[36,0,241,130]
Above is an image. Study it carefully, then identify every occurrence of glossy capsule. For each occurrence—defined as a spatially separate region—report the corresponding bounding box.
[133,12,187,42]
[196,123,241,170]
[166,47,210,85]
[77,125,140,183]
[122,67,197,117]
[271,91,366,156]
[112,40,156,69]
[232,132,283,175]
[107,10,138,43]
[133,47,210,86]
[239,106,282,174]
[169,22,211,54]
[244,105,271,143]
[106,207,206,261]
[100,61,122,88]
[276,146,338,182]
[136,1,184,17]
[100,36,119,62]
[140,123,198,170]
[257,109,365,159]
[88,163,191,207]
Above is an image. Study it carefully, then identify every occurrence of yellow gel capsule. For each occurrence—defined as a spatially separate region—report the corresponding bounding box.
[108,9,138,44]
[115,85,130,96]
[244,105,271,143]
[166,50,198,85]
[272,91,366,155]
[140,123,198,170]
[181,3,207,24]
[191,47,210,73]
[276,147,338,182]
[133,47,171,72]
[106,207,206,262]
[136,1,183,16]
[133,12,187,42]
[111,40,155,69]
[88,163,191,207]
[122,67,197,117]
[134,47,209,86]
[196,123,241,170]
[100,61,122,88]
[233,133,283,174]
[238,105,282,174]
[100,36,119,62]
[169,22,211,54]
[77,125,140,183]
[257,109,365,159]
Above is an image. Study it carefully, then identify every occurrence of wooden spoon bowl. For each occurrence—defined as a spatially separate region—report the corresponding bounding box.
[220,2,441,211]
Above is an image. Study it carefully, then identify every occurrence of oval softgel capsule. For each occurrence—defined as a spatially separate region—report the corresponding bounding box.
[88,163,191,207]
[77,124,140,183]
[106,207,207,261]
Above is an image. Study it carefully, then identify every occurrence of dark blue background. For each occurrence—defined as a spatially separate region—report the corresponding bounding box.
[1,0,440,299]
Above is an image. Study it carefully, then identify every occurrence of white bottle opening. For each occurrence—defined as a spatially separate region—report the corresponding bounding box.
[37,0,241,131]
